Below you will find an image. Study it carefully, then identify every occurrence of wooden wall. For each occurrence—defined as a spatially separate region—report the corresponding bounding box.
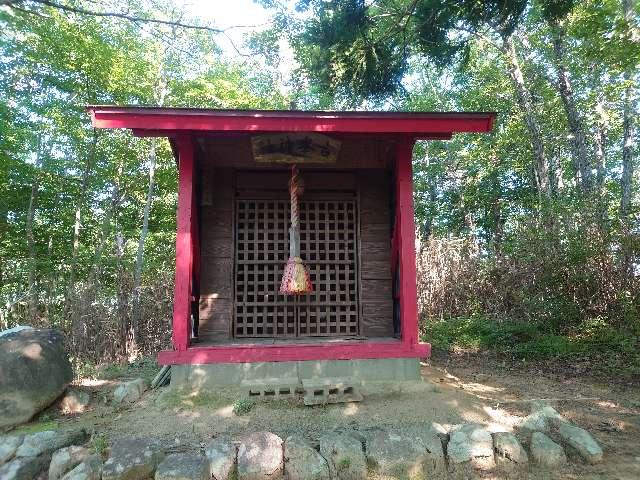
[196,136,394,343]
[198,165,234,341]
[358,170,393,337]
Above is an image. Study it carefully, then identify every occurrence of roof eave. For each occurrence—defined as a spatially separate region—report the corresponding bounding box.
[86,106,496,138]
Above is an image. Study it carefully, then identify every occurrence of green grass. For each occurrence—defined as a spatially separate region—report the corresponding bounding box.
[12,420,59,434]
[90,434,109,456]
[422,315,640,379]
[337,457,351,471]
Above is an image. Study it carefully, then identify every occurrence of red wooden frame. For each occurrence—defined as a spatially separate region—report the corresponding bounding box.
[87,107,495,365]
[172,136,194,352]
[394,138,421,348]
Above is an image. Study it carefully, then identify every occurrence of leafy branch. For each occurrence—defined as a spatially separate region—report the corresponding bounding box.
[2,0,261,56]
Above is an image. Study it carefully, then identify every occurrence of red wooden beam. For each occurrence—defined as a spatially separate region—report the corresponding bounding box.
[157,340,431,365]
[172,136,195,352]
[89,107,495,137]
[394,137,421,348]
[131,129,454,140]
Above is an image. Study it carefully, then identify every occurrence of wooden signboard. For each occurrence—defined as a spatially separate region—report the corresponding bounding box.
[251,133,341,164]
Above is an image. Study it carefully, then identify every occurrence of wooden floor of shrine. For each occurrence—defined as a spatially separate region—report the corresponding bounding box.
[191,336,400,346]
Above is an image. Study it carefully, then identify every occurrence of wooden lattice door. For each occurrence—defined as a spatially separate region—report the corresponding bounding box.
[234,199,359,338]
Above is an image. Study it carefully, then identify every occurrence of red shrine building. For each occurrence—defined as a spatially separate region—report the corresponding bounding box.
[88,107,494,393]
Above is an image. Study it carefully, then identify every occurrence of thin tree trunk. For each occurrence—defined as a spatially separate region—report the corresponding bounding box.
[620,0,636,275]
[620,90,634,218]
[111,158,129,359]
[620,82,634,274]
[502,36,551,197]
[68,129,98,290]
[130,139,157,345]
[129,68,167,348]
[548,21,592,191]
[67,128,98,333]
[26,137,46,324]
[594,94,607,193]
[0,201,7,293]
[620,0,636,219]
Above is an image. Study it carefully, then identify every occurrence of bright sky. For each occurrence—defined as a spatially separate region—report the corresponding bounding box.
[181,0,296,91]
[184,0,271,52]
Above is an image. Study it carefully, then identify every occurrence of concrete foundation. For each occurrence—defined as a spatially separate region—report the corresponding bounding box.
[170,358,422,394]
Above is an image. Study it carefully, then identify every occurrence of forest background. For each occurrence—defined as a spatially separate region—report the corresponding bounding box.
[0,0,638,381]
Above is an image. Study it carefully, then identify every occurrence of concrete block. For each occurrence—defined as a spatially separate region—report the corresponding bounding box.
[301,377,363,405]
[241,378,301,400]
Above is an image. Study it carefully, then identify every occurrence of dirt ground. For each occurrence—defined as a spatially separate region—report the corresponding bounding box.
[18,352,640,479]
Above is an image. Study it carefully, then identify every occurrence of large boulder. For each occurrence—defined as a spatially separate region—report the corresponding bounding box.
[319,432,366,480]
[102,436,166,480]
[155,453,209,480]
[205,437,237,480]
[237,431,283,480]
[492,432,528,470]
[0,328,73,428]
[530,432,566,468]
[517,402,565,442]
[61,454,103,480]
[15,429,88,458]
[0,455,50,480]
[408,426,447,477]
[284,435,330,480]
[0,435,24,465]
[366,430,427,479]
[557,423,603,464]
[446,424,495,475]
[49,445,91,480]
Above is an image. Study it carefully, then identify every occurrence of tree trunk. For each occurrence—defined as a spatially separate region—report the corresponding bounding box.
[90,156,125,288]
[129,65,167,349]
[130,139,158,346]
[67,128,98,332]
[620,0,636,275]
[501,36,551,197]
[26,137,46,324]
[594,94,607,193]
[68,129,98,290]
[548,21,592,191]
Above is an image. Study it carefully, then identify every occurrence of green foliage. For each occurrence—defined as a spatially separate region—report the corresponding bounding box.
[232,398,256,416]
[90,434,109,457]
[337,457,351,471]
[0,1,287,362]
[424,315,640,377]
[96,356,159,383]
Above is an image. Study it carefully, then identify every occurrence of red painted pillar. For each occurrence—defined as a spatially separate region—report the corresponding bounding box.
[394,137,419,348]
[172,136,195,351]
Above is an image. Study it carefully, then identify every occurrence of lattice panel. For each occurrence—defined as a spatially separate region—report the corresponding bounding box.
[235,200,295,337]
[234,199,360,338]
[298,201,359,336]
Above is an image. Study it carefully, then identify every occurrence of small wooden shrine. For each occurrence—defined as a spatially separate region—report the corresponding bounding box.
[88,107,495,367]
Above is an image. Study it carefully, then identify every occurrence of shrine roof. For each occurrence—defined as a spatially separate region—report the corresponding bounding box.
[87,106,495,139]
